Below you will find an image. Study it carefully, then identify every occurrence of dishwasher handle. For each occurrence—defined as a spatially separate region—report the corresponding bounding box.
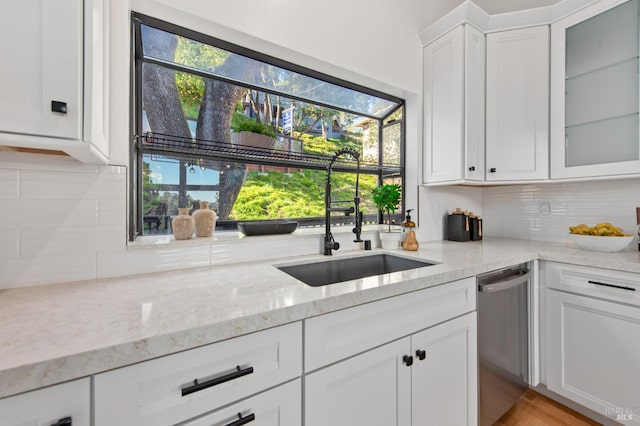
[478,270,530,293]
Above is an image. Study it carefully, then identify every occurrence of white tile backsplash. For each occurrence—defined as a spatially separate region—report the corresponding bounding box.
[20,226,125,258]
[0,229,19,260]
[0,254,97,288]
[417,185,483,242]
[482,178,640,242]
[97,244,210,279]
[0,199,100,229]
[0,169,19,199]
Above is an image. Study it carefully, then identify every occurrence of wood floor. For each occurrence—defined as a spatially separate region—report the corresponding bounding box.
[495,390,601,426]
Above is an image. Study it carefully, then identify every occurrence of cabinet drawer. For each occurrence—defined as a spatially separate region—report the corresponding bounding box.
[183,379,301,426]
[0,378,90,426]
[305,277,475,371]
[95,322,302,426]
[545,262,640,306]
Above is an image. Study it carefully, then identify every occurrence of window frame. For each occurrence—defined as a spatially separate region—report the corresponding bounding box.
[130,13,405,240]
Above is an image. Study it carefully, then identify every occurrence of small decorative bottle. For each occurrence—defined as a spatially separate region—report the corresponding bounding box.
[192,201,217,237]
[402,209,419,251]
[172,207,195,240]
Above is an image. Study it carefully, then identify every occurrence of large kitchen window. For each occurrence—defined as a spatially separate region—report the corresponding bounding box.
[131,14,405,239]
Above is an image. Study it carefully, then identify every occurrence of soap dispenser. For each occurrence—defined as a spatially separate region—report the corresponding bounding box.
[402,209,419,251]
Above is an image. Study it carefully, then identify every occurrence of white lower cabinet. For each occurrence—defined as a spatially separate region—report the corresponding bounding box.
[305,337,412,426]
[182,379,301,426]
[545,262,640,423]
[305,311,478,426]
[0,378,90,426]
[94,322,302,426]
[303,277,476,426]
[411,313,478,426]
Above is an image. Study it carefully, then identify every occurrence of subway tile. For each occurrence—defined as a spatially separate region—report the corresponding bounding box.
[97,244,210,279]
[20,226,125,258]
[20,167,125,201]
[0,229,19,259]
[0,169,19,199]
[0,254,96,289]
[0,199,99,229]
[98,199,127,227]
[212,238,290,266]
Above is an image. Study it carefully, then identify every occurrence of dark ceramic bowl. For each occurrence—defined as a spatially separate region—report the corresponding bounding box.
[237,220,298,236]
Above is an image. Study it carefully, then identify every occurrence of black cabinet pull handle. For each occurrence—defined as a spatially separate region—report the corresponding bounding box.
[51,417,72,426]
[403,355,414,366]
[468,166,475,171]
[588,280,636,292]
[51,101,68,114]
[181,365,254,396]
[416,349,426,361]
[489,168,496,173]
[225,413,256,426]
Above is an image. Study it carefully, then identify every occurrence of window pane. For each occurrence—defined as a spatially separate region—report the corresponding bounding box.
[187,190,218,209]
[144,154,180,185]
[140,24,399,118]
[186,162,220,185]
[382,122,401,166]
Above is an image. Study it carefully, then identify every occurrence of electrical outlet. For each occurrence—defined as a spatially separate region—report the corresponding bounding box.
[539,202,551,216]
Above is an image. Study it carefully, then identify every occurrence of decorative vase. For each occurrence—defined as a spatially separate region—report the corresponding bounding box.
[172,208,194,240]
[379,229,401,249]
[192,201,217,237]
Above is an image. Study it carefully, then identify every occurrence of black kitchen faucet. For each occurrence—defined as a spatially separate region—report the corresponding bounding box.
[324,148,363,255]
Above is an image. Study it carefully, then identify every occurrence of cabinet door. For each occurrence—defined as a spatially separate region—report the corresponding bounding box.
[0,378,90,426]
[423,26,464,183]
[182,379,301,426]
[486,26,549,181]
[546,289,640,423]
[551,0,640,179]
[305,337,411,426]
[411,312,478,426]
[0,0,82,140]
[464,25,486,182]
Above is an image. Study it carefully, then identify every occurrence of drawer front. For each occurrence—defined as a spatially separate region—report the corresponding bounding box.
[95,322,302,426]
[183,379,301,426]
[545,261,640,306]
[305,277,476,371]
[546,289,640,423]
[0,378,90,426]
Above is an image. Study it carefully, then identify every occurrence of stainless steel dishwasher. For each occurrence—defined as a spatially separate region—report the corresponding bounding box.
[477,265,530,426]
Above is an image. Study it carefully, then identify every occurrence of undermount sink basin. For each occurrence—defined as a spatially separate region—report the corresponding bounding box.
[277,253,435,287]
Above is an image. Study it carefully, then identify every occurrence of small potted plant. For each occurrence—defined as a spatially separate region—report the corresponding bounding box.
[372,183,402,249]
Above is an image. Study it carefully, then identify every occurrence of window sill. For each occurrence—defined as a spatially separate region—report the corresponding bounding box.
[128,224,387,249]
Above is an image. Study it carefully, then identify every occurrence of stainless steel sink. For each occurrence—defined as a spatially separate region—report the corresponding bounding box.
[277,253,435,287]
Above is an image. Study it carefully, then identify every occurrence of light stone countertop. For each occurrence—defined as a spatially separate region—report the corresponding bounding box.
[1,237,639,399]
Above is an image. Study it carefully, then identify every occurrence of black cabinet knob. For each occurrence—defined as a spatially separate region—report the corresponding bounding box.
[51,417,72,426]
[403,355,414,366]
[416,349,426,361]
[468,166,475,171]
[489,168,496,173]
[51,101,68,114]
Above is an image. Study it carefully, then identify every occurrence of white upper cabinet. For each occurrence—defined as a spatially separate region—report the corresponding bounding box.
[551,0,640,179]
[423,24,485,184]
[0,0,108,163]
[486,26,550,181]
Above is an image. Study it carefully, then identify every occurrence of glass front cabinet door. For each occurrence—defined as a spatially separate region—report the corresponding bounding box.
[550,0,640,178]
